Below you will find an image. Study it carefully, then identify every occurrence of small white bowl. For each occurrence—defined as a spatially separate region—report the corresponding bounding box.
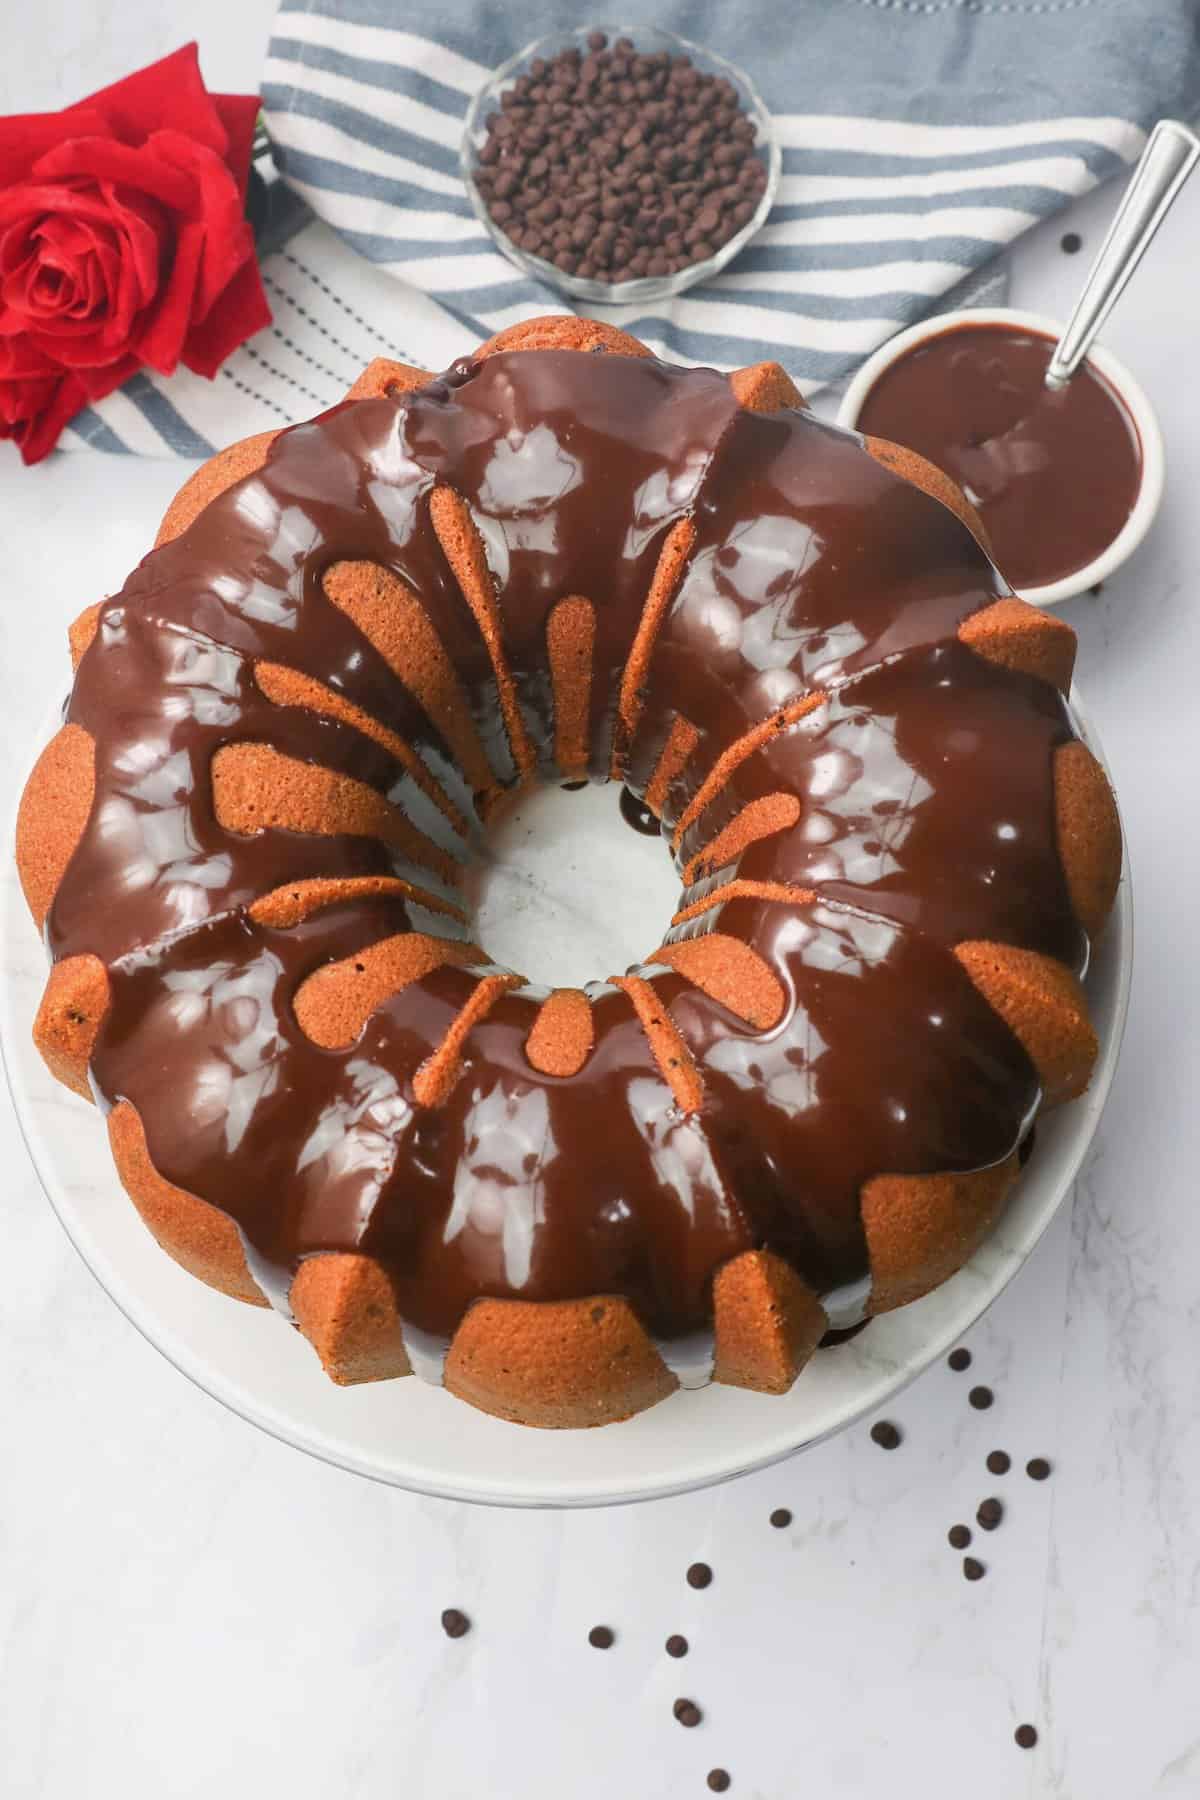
[837,306,1165,608]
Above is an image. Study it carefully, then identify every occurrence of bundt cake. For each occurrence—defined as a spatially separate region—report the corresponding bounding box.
[15,315,1121,1429]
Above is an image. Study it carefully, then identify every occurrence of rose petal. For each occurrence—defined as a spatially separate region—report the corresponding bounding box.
[70,44,228,157]
[132,219,202,373]
[16,261,75,322]
[58,219,123,317]
[77,348,139,400]
[0,331,59,379]
[0,108,106,186]
[98,185,167,335]
[180,251,271,377]
[0,181,134,230]
[34,136,196,211]
[148,130,251,315]
[212,93,261,197]
[0,365,88,463]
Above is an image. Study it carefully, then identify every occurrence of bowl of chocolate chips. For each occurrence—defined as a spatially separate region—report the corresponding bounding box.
[462,25,780,303]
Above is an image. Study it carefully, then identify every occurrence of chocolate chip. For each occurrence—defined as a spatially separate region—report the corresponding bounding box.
[770,1508,792,1529]
[588,1625,615,1649]
[473,37,768,285]
[1015,1723,1039,1749]
[976,1497,1004,1531]
[870,1420,902,1449]
[687,1562,713,1589]
[963,1557,986,1581]
[674,1698,703,1728]
[968,1385,994,1410]
[987,1450,1011,1475]
[948,1347,972,1372]
[1061,232,1082,254]
[948,1524,972,1550]
[666,1634,689,1658]
[440,1608,470,1638]
[1026,1457,1052,1481]
[707,1772,732,1792]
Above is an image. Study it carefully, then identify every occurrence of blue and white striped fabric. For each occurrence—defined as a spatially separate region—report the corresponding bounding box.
[66,0,1200,454]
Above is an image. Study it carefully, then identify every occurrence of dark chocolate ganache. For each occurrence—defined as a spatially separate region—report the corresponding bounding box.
[50,347,1086,1350]
[855,323,1142,590]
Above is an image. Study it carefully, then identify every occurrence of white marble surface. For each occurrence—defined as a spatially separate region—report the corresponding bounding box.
[4,10,1200,1796]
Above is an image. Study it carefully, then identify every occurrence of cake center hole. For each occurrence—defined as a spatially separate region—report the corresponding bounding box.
[465,781,681,988]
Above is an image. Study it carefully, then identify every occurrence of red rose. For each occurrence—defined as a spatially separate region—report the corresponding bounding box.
[0,44,270,463]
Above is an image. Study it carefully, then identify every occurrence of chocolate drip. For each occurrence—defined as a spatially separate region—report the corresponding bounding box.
[49,349,1081,1341]
[620,786,661,836]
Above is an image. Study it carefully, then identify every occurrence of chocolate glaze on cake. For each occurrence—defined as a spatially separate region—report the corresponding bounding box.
[18,321,1120,1423]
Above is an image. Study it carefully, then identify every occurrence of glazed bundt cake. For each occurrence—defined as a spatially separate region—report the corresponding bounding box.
[16,315,1121,1428]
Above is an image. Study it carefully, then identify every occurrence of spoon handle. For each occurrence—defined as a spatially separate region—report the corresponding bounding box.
[1045,118,1200,387]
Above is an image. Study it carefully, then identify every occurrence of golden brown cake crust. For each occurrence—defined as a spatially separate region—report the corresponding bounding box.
[728,360,807,413]
[444,1294,676,1428]
[108,1102,268,1307]
[1054,739,1122,941]
[32,955,109,1101]
[15,313,1124,1429]
[955,941,1097,1107]
[959,596,1076,693]
[291,1253,411,1384]
[712,1250,827,1393]
[477,315,651,359]
[16,723,95,930]
[863,1157,1020,1315]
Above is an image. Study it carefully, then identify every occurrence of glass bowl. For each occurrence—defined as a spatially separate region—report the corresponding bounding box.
[460,24,781,307]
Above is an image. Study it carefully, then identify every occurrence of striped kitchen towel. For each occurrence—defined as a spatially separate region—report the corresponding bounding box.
[66,0,1200,454]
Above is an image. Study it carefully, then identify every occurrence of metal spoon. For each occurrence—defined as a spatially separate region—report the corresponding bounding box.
[1045,118,1200,388]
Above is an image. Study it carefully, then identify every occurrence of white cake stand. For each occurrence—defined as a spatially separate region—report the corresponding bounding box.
[2,696,1131,1508]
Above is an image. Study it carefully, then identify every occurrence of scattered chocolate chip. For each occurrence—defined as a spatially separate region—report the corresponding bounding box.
[948,1524,972,1550]
[1089,582,1104,598]
[948,1347,972,1372]
[770,1508,792,1529]
[963,1557,986,1582]
[440,1608,470,1638]
[1015,1723,1039,1749]
[976,1497,1004,1532]
[473,38,768,286]
[1060,231,1082,254]
[588,1625,615,1649]
[987,1450,1011,1475]
[870,1420,902,1449]
[968,1385,994,1410]
[1026,1457,1052,1481]
[666,1634,690,1658]
[707,1772,732,1792]
[687,1562,713,1589]
[674,1698,703,1728]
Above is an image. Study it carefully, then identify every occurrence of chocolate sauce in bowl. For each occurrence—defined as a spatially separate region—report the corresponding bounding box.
[855,324,1142,590]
